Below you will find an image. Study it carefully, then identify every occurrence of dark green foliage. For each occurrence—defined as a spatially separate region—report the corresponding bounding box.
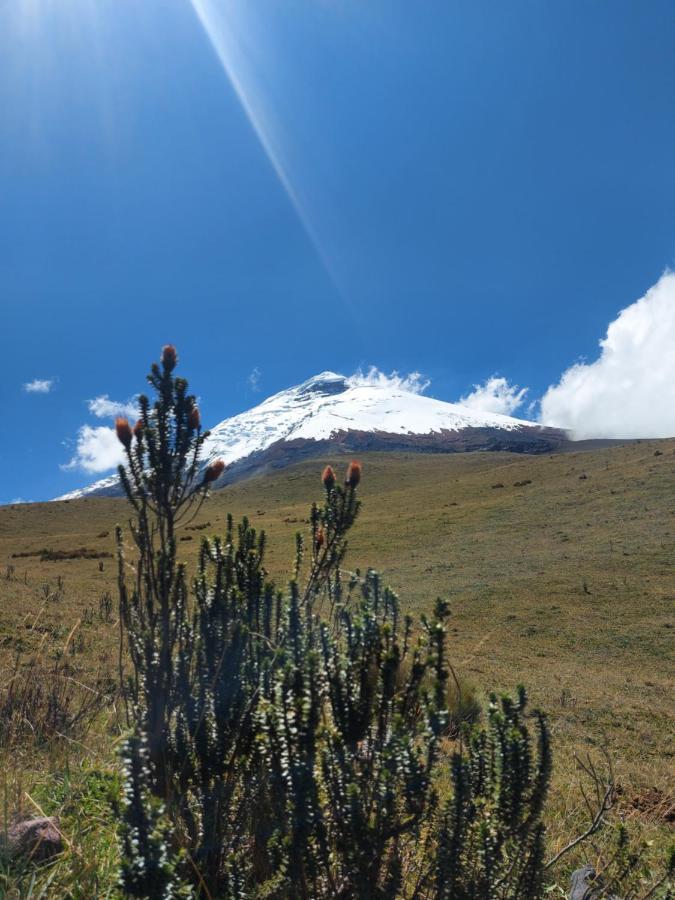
[116,348,210,788]
[114,349,672,899]
[434,688,550,899]
[116,361,450,894]
[118,731,185,899]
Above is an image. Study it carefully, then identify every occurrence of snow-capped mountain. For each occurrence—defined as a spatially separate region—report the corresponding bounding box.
[55,372,565,500]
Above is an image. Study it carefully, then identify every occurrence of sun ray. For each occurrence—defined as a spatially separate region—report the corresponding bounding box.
[188,0,343,292]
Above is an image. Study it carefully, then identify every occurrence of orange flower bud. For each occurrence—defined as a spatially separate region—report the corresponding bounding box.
[345,460,361,488]
[322,465,336,490]
[203,459,225,484]
[115,417,133,449]
[161,344,177,372]
[188,406,201,430]
[316,526,325,549]
[133,419,144,440]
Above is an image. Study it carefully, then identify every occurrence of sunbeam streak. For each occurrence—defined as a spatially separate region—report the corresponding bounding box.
[188,0,342,290]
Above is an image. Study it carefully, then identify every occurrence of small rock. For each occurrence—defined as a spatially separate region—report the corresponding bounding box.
[570,865,619,900]
[3,817,63,862]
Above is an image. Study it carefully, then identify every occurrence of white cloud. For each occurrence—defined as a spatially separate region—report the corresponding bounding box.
[61,393,136,474]
[24,378,54,394]
[459,377,528,416]
[88,394,138,419]
[247,367,262,392]
[348,366,430,394]
[540,271,675,438]
[62,425,125,473]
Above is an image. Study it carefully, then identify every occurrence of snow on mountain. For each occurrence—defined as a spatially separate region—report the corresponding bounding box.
[206,371,531,455]
[56,471,121,501]
[55,371,552,501]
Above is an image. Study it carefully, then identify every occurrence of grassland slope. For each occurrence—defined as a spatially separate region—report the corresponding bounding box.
[0,440,673,878]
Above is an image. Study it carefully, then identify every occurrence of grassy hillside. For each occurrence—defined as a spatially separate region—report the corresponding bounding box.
[0,442,673,893]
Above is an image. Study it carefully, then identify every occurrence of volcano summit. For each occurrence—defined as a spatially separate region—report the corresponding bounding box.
[56,372,566,500]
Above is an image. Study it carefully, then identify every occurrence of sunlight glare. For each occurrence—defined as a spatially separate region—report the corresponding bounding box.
[188,0,341,289]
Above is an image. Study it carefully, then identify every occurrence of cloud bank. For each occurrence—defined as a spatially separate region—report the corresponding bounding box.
[24,378,54,394]
[348,366,430,395]
[459,377,528,416]
[540,272,675,438]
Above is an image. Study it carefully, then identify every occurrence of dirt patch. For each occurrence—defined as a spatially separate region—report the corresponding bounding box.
[617,785,675,826]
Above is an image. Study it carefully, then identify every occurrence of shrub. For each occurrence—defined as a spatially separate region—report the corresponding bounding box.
[118,731,186,899]
[114,348,673,899]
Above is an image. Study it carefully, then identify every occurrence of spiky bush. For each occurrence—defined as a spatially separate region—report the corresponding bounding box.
[113,348,671,899]
[118,731,186,899]
[433,688,550,899]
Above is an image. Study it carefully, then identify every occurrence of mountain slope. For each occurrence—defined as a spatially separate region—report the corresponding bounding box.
[55,372,565,500]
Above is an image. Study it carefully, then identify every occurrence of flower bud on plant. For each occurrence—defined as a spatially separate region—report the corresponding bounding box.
[133,419,144,440]
[203,459,225,484]
[322,465,336,491]
[116,417,133,449]
[316,526,325,550]
[188,407,201,430]
[161,344,177,372]
[345,460,361,488]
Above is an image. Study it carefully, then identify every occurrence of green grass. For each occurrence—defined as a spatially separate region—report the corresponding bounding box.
[0,442,673,893]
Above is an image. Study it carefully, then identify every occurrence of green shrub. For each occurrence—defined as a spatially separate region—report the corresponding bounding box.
[113,347,673,899]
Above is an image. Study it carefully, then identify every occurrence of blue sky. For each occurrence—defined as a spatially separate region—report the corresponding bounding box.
[2,0,675,502]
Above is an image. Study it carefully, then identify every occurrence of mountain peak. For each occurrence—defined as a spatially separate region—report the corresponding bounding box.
[295,372,348,397]
[55,371,564,501]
